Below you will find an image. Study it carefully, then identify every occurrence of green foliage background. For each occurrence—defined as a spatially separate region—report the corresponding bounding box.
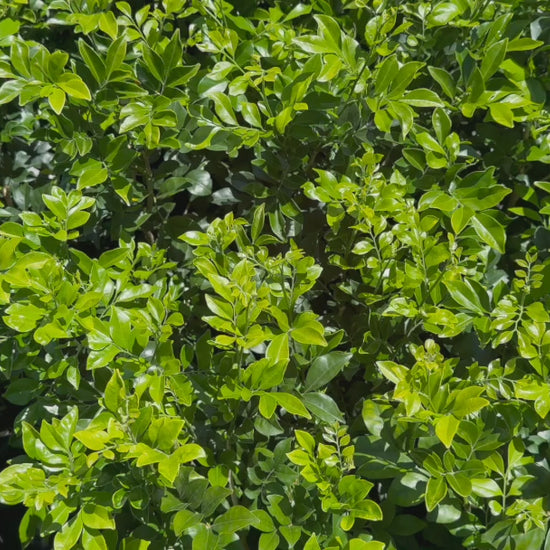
[1,0,550,548]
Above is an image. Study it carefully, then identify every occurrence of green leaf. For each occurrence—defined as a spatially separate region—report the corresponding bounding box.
[105,37,127,79]
[389,101,414,136]
[451,206,474,234]
[481,39,507,80]
[295,429,316,454]
[284,3,312,21]
[287,449,310,466]
[419,190,458,212]
[180,231,210,246]
[303,392,344,423]
[173,510,202,536]
[98,247,131,268]
[375,56,399,95]
[401,89,444,107]
[305,351,351,391]
[0,18,20,40]
[489,103,514,128]
[272,392,311,419]
[425,477,447,512]
[470,478,502,498]
[508,438,525,470]
[78,40,106,83]
[273,106,294,134]
[291,326,327,346]
[251,509,275,533]
[259,532,280,550]
[251,203,266,242]
[74,429,111,451]
[120,539,151,550]
[212,505,260,534]
[259,394,277,419]
[389,61,424,98]
[210,92,238,125]
[99,11,118,40]
[192,524,218,550]
[525,302,550,322]
[0,79,24,105]
[428,66,457,99]
[49,88,66,114]
[535,394,550,419]
[43,189,67,219]
[348,541,385,550]
[432,107,452,143]
[82,504,115,530]
[81,528,108,550]
[109,306,133,351]
[443,279,487,314]
[104,370,125,413]
[3,378,40,406]
[280,525,302,546]
[186,169,212,197]
[471,213,506,253]
[291,314,327,346]
[314,15,342,52]
[54,514,83,550]
[435,415,460,448]
[452,386,489,417]
[304,534,322,550]
[266,332,289,364]
[72,158,108,189]
[416,132,446,155]
[3,302,46,332]
[120,104,150,133]
[67,210,91,230]
[57,74,91,100]
[149,417,184,451]
[174,443,205,463]
[377,361,408,384]
[507,37,544,51]
[242,102,263,128]
[446,472,472,497]
[427,2,464,26]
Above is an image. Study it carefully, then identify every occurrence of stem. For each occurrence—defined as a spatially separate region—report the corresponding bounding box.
[2,185,13,207]
[226,404,250,550]
[142,150,155,213]
[141,150,156,244]
[502,472,507,512]
[346,59,369,101]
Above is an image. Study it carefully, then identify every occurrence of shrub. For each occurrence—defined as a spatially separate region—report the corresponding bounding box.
[1,0,550,549]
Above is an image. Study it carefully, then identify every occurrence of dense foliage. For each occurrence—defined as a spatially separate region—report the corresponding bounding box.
[1,0,550,548]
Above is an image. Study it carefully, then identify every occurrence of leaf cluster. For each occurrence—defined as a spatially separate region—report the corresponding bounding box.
[1,0,550,549]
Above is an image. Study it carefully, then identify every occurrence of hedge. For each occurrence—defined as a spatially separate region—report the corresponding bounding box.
[1,1,550,549]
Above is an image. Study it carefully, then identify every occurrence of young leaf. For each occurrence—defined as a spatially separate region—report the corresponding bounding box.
[48,88,66,114]
[103,369,125,413]
[54,514,83,550]
[435,415,460,448]
[57,74,91,100]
